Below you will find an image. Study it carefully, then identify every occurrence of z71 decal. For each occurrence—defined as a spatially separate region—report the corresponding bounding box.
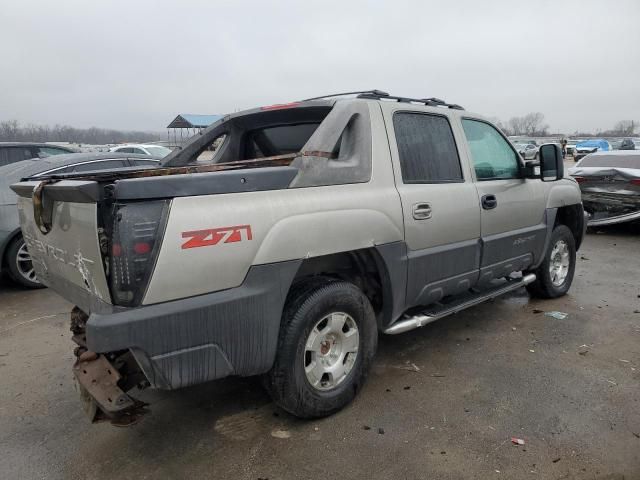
[181,225,253,249]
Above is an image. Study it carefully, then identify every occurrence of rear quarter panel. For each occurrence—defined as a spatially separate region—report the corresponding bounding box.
[143,102,404,304]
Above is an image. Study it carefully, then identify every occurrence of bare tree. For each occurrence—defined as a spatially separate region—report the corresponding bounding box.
[611,120,636,136]
[507,112,548,136]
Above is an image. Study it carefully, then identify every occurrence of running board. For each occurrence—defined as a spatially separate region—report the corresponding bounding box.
[383,274,536,335]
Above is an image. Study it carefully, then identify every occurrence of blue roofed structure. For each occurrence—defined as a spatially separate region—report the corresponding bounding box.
[166,114,222,129]
[166,113,223,147]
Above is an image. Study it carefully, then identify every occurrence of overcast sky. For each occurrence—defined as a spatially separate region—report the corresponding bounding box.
[1,0,638,133]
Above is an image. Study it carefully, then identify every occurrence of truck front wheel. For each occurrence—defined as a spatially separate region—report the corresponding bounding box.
[264,278,377,418]
[526,224,576,298]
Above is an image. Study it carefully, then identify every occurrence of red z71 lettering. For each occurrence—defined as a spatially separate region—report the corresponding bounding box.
[181,225,253,249]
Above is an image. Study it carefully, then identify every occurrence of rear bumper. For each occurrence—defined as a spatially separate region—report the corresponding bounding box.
[85,260,301,390]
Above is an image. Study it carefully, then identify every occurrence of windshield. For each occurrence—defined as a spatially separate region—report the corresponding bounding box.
[144,146,172,157]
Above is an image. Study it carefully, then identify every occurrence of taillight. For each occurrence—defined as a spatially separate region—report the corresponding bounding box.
[572,176,588,183]
[109,200,169,306]
[630,179,640,186]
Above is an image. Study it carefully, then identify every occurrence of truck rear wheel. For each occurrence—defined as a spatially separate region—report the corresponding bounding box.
[526,224,576,298]
[264,278,377,418]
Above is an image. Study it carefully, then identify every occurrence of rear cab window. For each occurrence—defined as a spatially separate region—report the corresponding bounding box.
[393,112,463,183]
[461,119,520,180]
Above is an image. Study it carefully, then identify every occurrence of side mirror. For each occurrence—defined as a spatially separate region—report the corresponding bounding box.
[538,143,564,181]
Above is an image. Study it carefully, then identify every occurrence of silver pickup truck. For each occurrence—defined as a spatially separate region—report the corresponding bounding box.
[12,90,587,424]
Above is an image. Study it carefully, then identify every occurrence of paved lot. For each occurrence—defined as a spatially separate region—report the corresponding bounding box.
[1,225,639,480]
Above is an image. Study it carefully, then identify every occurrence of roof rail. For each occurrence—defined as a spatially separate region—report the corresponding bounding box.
[356,92,464,110]
[301,90,390,102]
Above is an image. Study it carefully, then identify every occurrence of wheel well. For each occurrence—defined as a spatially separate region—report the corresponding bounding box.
[292,249,388,327]
[554,204,584,249]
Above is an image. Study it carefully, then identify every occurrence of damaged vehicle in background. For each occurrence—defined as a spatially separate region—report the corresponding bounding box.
[569,151,640,226]
[574,139,611,162]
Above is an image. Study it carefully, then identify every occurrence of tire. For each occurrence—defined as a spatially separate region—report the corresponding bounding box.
[264,277,377,418]
[5,236,44,289]
[526,224,576,298]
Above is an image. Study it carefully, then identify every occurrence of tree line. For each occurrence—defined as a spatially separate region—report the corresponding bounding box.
[0,120,162,145]
[491,114,638,138]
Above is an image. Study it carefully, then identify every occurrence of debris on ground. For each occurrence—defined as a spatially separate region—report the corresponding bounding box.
[532,309,543,314]
[578,345,589,356]
[580,255,589,260]
[545,311,568,320]
[270,429,291,439]
[529,349,535,353]
[395,362,420,372]
[430,373,446,378]
[378,427,385,434]
[511,437,525,446]
[619,359,630,363]
[552,457,561,463]
[363,425,371,430]
[403,386,411,390]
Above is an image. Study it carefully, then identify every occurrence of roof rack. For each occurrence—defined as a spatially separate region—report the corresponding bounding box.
[356,92,464,110]
[301,90,390,102]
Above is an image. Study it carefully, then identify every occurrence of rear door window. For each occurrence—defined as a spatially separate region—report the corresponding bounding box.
[393,112,463,183]
[462,119,520,180]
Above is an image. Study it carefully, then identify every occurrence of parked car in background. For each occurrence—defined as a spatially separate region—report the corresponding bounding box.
[514,142,539,160]
[568,151,640,226]
[109,144,172,158]
[0,153,160,288]
[0,142,76,167]
[565,140,579,158]
[574,139,611,161]
[619,138,636,150]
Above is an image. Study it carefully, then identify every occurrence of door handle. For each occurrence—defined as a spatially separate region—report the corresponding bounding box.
[481,194,497,210]
[412,202,432,220]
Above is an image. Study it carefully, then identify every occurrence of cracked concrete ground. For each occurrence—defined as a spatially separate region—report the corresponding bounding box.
[0,225,639,479]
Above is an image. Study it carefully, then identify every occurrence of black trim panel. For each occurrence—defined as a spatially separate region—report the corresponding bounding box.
[85,260,301,389]
[11,180,102,202]
[406,238,481,307]
[113,166,299,200]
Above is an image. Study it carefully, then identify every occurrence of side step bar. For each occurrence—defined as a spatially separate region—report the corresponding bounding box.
[384,274,536,335]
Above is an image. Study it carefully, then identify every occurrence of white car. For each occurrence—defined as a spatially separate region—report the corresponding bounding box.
[109,144,172,158]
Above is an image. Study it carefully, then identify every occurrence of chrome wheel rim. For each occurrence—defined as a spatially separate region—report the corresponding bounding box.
[16,242,38,284]
[304,312,359,391]
[549,239,570,286]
